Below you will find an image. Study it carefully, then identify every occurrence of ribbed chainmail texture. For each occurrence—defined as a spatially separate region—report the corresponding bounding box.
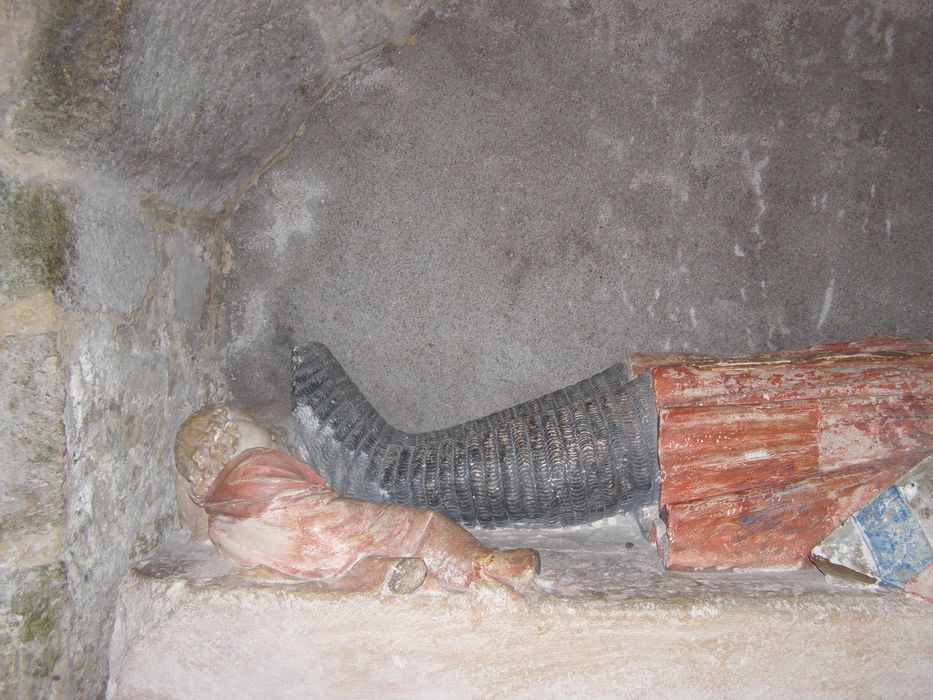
[292,343,659,527]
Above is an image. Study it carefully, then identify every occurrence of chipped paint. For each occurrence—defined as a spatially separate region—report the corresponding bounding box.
[813,458,933,593]
[646,337,933,570]
[854,485,933,586]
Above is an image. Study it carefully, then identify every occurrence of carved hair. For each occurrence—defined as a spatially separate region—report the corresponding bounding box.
[174,405,252,504]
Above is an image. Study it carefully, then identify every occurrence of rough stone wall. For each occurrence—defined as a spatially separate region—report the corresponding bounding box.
[0,175,73,699]
[223,0,933,431]
[57,195,225,697]
[0,329,68,692]
[1,1,449,697]
[13,0,447,212]
[0,169,227,700]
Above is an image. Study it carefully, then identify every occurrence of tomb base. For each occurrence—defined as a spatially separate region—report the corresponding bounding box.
[107,519,933,699]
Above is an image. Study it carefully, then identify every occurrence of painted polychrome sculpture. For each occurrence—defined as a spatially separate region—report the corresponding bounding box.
[642,336,932,570]
[292,336,932,571]
[811,456,933,598]
[174,405,539,594]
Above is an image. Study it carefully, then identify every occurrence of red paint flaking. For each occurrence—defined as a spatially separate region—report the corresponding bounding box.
[629,335,932,378]
[652,336,933,571]
[654,359,931,409]
[664,461,913,570]
[659,401,820,505]
[817,395,933,470]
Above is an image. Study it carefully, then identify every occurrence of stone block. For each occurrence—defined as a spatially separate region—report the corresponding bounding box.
[0,332,66,561]
[10,0,444,211]
[0,291,63,336]
[0,328,70,699]
[0,176,72,300]
[66,187,156,315]
[107,522,933,699]
[0,0,37,123]
[0,562,71,699]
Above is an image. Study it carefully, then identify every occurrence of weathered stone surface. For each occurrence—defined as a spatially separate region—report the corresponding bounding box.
[115,0,329,211]
[10,0,445,212]
[0,176,72,301]
[55,196,227,696]
[0,292,63,336]
[811,517,880,584]
[163,228,212,332]
[65,185,157,315]
[0,562,71,699]
[0,0,38,126]
[0,326,69,698]
[223,0,933,431]
[10,0,128,157]
[0,333,65,563]
[1,160,228,698]
[1,3,240,692]
[107,524,933,699]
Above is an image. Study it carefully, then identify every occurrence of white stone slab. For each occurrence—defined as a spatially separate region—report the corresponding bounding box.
[108,518,933,699]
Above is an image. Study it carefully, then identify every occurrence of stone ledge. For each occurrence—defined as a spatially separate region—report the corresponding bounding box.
[107,519,933,699]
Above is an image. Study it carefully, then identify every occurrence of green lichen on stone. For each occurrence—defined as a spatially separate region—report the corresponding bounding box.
[9,563,68,680]
[0,179,73,295]
[0,331,67,540]
[14,0,127,148]
[11,566,63,644]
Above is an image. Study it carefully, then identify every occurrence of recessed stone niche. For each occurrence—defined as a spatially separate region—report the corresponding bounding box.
[1,1,931,698]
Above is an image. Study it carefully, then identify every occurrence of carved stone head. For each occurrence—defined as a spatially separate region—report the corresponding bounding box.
[174,404,275,504]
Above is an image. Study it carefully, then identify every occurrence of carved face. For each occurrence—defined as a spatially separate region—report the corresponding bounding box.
[174,405,276,504]
[230,410,276,454]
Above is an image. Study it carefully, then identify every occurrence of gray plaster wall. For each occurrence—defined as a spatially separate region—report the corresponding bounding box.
[223,0,933,431]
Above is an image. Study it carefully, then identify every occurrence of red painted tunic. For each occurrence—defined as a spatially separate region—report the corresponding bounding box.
[632,335,933,570]
[203,448,463,582]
